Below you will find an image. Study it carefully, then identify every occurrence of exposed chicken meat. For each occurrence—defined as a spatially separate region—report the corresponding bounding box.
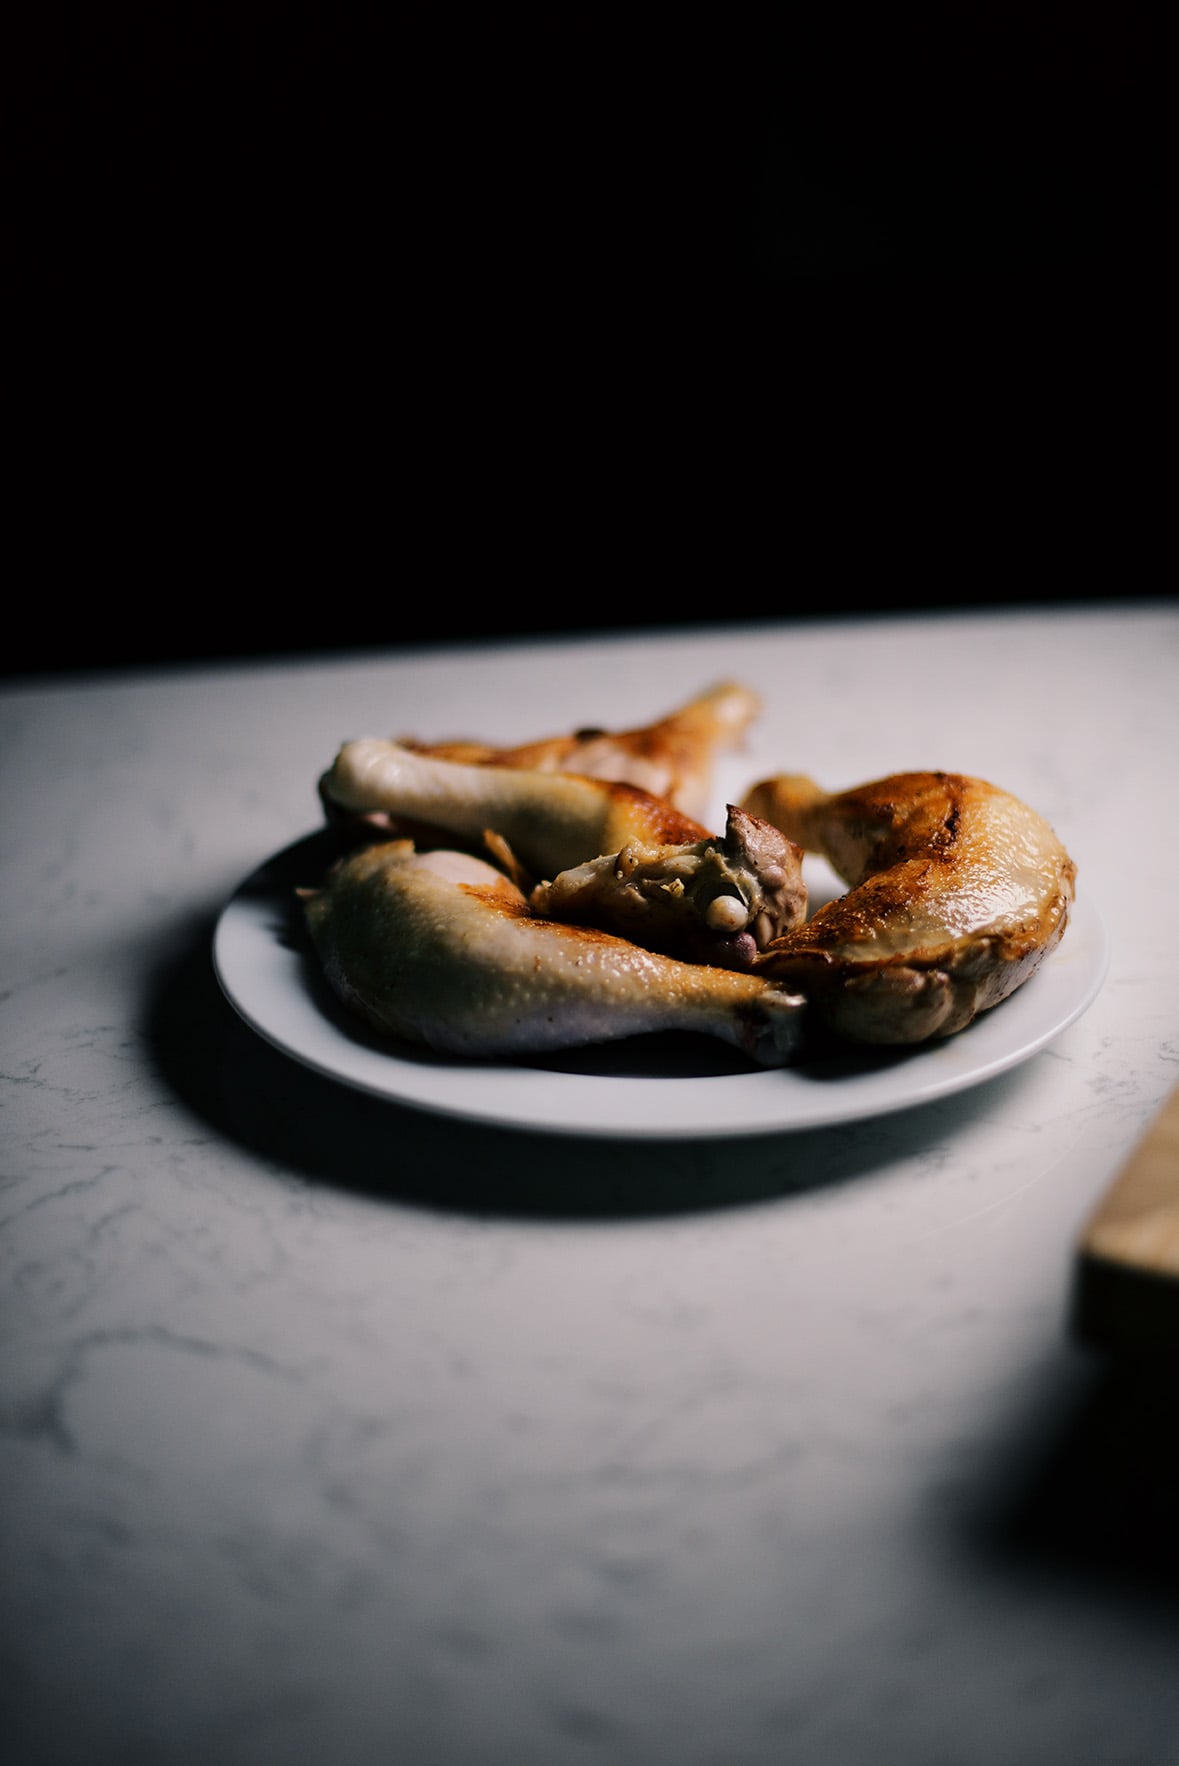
[398,681,761,821]
[302,842,807,1065]
[744,770,1076,1045]
[531,804,806,970]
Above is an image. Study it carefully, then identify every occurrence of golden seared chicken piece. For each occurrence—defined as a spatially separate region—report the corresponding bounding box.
[532,804,806,970]
[744,771,1076,1045]
[400,681,761,821]
[302,842,807,1065]
[321,739,711,881]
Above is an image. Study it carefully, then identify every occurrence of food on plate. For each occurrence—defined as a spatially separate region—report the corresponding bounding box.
[397,680,761,822]
[744,770,1076,1045]
[301,841,807,1065]
[304,684,1078,1065]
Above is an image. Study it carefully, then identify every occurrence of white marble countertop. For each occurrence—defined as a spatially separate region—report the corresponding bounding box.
[3,602,1178,1766]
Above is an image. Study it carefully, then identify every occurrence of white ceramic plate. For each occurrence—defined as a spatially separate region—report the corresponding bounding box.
[213,830,1110,1140]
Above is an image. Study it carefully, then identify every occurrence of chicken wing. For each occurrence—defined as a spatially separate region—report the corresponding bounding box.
[744,770,1076,1045]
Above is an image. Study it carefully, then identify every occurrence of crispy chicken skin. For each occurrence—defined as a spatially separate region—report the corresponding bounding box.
[302,842,807,1065]
[398,681,761,822]
[744,771,1076,1045]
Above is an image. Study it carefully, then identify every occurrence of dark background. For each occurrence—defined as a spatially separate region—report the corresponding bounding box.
[4,6,1167,678]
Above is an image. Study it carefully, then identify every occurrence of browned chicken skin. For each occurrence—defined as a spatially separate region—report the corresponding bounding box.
[743,771,1077,1045]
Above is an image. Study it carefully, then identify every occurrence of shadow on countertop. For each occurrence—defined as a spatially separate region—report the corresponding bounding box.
[961,1345,1179,1620]
[145,891,1044,1222]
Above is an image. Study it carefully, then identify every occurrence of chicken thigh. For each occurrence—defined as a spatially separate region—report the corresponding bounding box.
[744,770,1076,1044]
[302,842,807,1065]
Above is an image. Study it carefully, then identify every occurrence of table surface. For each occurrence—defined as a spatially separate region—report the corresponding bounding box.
[4,603,1178,1766]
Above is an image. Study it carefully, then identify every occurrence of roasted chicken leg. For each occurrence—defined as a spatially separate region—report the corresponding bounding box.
[744,770,1076,1045]
[302,842,807,1065]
